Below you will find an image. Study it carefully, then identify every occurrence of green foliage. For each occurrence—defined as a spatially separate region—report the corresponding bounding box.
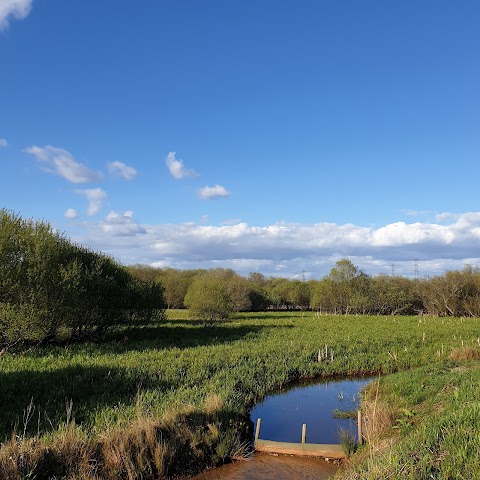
[1,311,480,477]
[343,360,480,479]
[0,209,165,345]
[156,268,193,309]
[184,274,235,322]
[339,427,357,458]
[392,408,415,431]
[417,267,480,317]
[332,408,357,419]
[127,259,480,319]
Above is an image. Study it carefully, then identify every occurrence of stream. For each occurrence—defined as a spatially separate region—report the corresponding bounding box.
[193,376,372,480]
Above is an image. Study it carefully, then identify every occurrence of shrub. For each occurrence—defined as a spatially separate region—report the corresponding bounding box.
[184,274,234,323]
[0,209,165,345]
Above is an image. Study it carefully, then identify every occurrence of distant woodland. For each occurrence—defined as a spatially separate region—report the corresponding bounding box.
[2,209,480,347]
[129,258,480,320]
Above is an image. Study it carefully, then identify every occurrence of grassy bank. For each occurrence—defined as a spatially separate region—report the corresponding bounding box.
[1,311,479,478]
[339,351,480,479]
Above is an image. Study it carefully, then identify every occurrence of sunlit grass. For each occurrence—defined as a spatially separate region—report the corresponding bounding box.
[340,359,480,479]
[1,311,480,478]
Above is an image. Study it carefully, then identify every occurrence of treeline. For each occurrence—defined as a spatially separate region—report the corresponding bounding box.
[128,258,480,319]
[0,210,165,345]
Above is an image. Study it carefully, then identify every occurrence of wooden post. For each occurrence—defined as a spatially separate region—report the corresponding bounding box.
[302,423,307,444]
[357,410,363,445]
[255,418,262,441]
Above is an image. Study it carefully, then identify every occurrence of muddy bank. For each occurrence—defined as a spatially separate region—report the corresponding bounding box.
[192,452,339,480]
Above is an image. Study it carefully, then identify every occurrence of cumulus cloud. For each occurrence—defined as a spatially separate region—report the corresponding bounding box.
[108,161,137,180]
[25,145,103,183]
[101,210,146,236]
[165,152,198,179]
[0,138,7,147]
[75,188,107,216]
[64,208,78,219]
[65,212,480,278]
[0,0,32,30]
[198,184,231,200]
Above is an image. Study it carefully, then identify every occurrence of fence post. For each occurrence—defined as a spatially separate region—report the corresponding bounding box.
[302,423,307,444]
[255,418,262,441]
[357,410,363,445]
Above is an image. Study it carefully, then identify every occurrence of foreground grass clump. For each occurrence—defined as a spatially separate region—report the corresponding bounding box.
[340,353,480,479]
[1,311,480,478]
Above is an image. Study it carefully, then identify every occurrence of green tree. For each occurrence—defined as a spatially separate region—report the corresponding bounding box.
[184,274,234,323]
[328,259,368,314]
[247,272,270,311]
[0,209,165,345]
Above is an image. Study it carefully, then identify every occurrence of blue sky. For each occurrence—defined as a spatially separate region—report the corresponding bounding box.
[1,0,480,278]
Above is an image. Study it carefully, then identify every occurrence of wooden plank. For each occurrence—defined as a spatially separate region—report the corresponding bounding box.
[254,439,345,459]
[255,418,262,441]
[357,410,363,445]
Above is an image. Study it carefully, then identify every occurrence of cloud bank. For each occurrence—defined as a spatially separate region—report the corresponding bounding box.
[71,212,480,278]
[25,145,103,183]
[0,0,32,30]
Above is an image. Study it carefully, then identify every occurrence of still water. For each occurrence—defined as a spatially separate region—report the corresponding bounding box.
[251,376,372,444]
[193,376,372,480]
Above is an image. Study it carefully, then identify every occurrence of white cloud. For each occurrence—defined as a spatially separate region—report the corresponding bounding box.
[198,184,231,200]
[108,161,137,180]
[0,138,7,147]
[64,208,78,219]
[25,145,103,184]
[165,152,198,179]
[101,210,146,236]
[370,222,455,247]
[65,212,480,278]
[0,0,32,30]
[75,188,107,216]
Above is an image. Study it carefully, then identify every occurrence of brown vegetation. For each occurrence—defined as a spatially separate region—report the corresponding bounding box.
[0,409,249,480]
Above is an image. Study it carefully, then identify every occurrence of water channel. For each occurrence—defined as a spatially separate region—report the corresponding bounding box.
[193,376,373,480]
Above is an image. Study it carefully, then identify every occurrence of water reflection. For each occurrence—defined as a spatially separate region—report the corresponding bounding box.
[251,376,372,444]
[192,376,372,480]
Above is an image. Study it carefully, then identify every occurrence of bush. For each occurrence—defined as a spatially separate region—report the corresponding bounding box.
[0,209,165,345]
[184,274,234,323]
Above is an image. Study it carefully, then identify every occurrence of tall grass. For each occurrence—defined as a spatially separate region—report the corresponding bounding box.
[340,358,480,479]
[1,311,480,478]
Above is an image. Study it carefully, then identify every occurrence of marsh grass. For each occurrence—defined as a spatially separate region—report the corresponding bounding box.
[340,359,480,479]
[1,311,480,478]
[449,345,480,361]
[339,428,357,458]
[332,408,358,419]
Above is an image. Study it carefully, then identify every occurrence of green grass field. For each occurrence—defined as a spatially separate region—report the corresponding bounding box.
[1,311,479,478]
